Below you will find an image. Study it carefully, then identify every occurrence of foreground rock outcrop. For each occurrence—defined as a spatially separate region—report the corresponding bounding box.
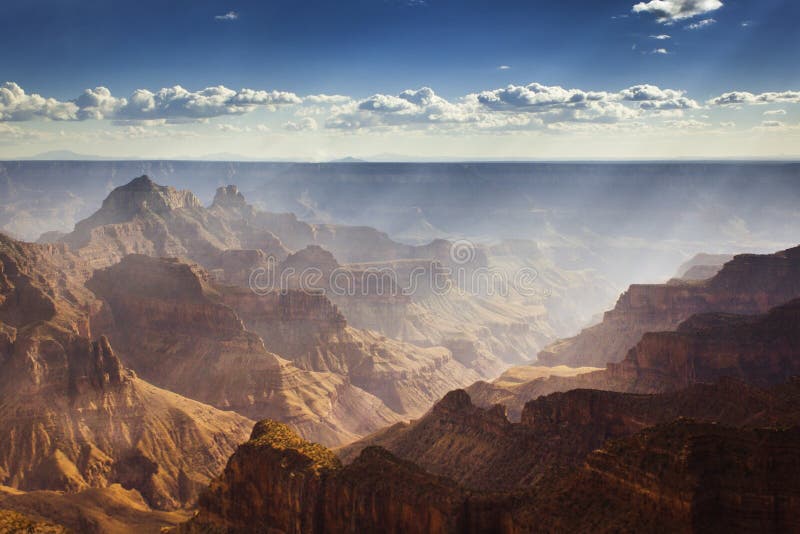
[181,378,800,533]
[178,420,511,534]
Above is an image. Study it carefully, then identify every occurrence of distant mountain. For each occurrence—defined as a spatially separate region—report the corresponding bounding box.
[329,156,366,163]
[22,150,119,161]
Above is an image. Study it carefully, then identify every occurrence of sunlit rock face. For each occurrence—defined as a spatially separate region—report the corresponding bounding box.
[0,234,252,510]
[538,245,800,368]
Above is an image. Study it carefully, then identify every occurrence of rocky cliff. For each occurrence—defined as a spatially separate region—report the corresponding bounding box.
[86,254,404,446]
[0,234,253,510]
[181,377,800,533]
[341,378,800,493]
[87,254,479,444]
[470,297,800,417]
[178,419,512,534]
[538,245,800,367]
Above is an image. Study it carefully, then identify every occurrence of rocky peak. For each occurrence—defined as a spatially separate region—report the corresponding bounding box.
[96,175,201,220]
[212,184,247,208]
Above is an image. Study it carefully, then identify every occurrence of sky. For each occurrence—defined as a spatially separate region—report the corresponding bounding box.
[1,0,799,160]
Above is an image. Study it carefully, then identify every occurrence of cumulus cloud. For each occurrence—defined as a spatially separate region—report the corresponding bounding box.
[632,0,723,23]
[651,48,669,54]
[1,82,301,123]
[325,83,705,132]
[215,11,238,21]
[327,86,540,131]
[619,84,699,109]
[650,34,671,39]
[498,65,511,70]
[115,85,301,120]
[685,18,716,29]
[763,109,787,116]
[708,91,800,106]
[284,117,318,131]
[0,82,78,121]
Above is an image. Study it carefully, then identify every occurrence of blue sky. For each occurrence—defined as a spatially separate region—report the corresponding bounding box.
[1,0,799,159]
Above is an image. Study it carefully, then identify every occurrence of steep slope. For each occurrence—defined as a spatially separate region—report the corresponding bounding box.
[0,234,253,510]
[87,254,478,444]
[470,298,800,416]
[86,254,401,446]
[538,244,800,367]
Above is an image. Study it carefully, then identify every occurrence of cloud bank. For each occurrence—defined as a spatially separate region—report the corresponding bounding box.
[2,81,798,138]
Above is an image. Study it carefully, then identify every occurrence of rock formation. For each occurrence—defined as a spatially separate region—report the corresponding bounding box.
[538,245,800,367]
[59,176,616,370]
[181,376,800,533]
[0,233,253,510]
[470,297,800,416]
[87,254,480,445]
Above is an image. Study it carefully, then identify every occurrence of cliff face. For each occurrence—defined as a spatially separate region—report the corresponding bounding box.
[86,254,404,447]
[538,245,800,367]
[179,420,511,534]
[182,377,800,534]
[608,298,800,392]
[341,379,800,494]
[0,234,253,510]
[469,298,800,418]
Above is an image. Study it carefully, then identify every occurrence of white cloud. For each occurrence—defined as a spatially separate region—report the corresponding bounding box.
[304,94,352,104]
[284,117,318,131]
[685,18,716,30]
[709,91,800,106]
[651,48,669,54]
[650,34,671,39]
[1,82,302,124]
[632,0,723,23]
[325,83,704,132]
[74,86,124,120]
[763,109,787,116]
[618,84,698,109]
[760,120,785,128]
[0,82,78,121]
[215,11,238,21]
[498,65,511,70]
